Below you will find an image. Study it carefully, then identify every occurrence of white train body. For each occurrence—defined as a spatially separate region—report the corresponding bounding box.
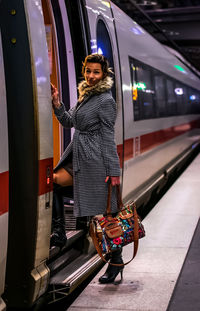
[0,0,199,309]
[85,0,200,203]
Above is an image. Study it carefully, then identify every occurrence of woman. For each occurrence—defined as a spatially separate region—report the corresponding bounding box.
[51,54,123,283]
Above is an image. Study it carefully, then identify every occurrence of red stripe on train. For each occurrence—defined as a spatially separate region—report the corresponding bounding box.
[0,171,9,216]
[38,158,53,195]
[117,119,200,167]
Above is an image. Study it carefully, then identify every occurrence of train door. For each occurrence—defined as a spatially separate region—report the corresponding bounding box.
[0,30,9,311]
[40,0,85,237]
[41,0,77,168]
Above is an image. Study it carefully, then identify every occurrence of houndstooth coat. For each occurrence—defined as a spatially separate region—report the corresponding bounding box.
[54,76,120,217]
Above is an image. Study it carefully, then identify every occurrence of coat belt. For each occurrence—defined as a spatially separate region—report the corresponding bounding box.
[73,128,99,172]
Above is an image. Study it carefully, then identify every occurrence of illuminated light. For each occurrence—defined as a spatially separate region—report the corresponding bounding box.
[122,84,132,91]
[97,47,103,55]
[10,9,16,15]
[37,76,47,84]
[131,27,144,35]
[35,57,43,67]
[134,82,146,90]
[175,88,183,95]
[85,6,99,15]
[98,6,106,11]
[11,38,17,44]
[144,102,150,106]
[91,39,97,54]
[86,4,113,21]
[145,89,154,94]
[132,65,137,71]
[47,177,50,185]
[174,65,186,73]
[174,124,191,131]
[102,1,111,8]
[190,95,196,100]
[132,87,138,100]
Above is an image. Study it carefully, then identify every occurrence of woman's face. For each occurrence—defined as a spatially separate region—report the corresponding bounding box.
[84,62,104,86]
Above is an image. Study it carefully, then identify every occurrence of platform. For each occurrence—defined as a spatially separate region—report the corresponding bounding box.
[68,154,200,311]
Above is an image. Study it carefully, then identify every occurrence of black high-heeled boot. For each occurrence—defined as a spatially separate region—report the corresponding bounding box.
[99,249,124,284]
[50,183,67,248]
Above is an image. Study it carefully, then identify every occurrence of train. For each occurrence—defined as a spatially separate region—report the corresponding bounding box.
[0,0,200,309]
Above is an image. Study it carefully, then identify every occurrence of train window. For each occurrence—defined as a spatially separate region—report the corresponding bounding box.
[130,61,140,120]
[129,57,200,120]
[97,19,116,100]
[137,64,155,119]
[166,79,177,116]
[130,58,155,120]
[154,73,167,117]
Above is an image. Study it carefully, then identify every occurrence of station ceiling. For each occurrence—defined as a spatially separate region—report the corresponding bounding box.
[112,0,200,72]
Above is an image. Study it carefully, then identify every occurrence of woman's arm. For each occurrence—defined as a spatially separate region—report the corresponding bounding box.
[98,94,120,184]
[51,84,74,128]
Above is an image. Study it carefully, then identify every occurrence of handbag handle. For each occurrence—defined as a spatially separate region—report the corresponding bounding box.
[106,183,123,215]
[90,183,139,267]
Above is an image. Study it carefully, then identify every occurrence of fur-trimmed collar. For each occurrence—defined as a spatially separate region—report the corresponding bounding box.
[78,76,113,102]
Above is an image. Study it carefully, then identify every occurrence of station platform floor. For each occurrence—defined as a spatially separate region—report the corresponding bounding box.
[68,154,200,311]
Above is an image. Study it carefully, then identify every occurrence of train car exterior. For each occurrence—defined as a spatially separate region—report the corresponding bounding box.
[0,31,9,311]
[0,0,53,308]
[110,1,200,203]
[0,0,200,309]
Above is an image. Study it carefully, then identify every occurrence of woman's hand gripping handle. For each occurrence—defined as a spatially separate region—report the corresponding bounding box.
[51,83,61,109]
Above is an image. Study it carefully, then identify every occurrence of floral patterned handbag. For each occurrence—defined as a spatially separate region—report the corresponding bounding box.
[89,184,145,266]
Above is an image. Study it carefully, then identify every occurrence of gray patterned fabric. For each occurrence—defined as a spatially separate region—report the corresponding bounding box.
[53,76,120,217]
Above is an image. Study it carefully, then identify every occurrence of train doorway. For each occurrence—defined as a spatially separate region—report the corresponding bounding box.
[41,0,77,168]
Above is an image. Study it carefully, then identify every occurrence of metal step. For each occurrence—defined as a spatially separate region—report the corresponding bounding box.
[64,204,76,231]
[48,253,103,302]
[49,230,85,259]
[48,248,81,276]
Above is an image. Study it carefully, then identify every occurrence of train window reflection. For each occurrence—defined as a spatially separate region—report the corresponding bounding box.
[166,79,176,115]
[154,74,166,117]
